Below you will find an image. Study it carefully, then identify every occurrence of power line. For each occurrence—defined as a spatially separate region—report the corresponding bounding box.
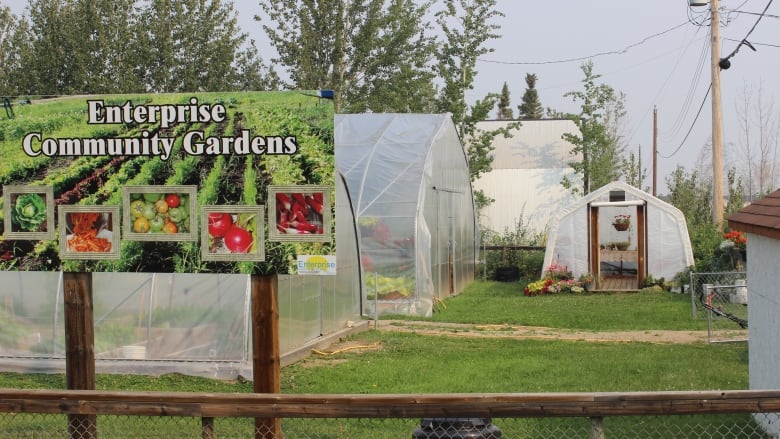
[658,32,710,141]
[476,22,690,65]
[659,83,712,159]
[724,37,780,48]
[628,26,706,144]
[730,9,780,20]
[721,0,774,63]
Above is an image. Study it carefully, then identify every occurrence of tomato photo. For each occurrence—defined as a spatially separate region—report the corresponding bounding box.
[204,208,260,257]
[165,194,180,208]
[208,212,233,238]
[224,226,252,253]
[130,200,146,218]
[124,188,195,238]
[133,217,150,233]
[162,221,178,234]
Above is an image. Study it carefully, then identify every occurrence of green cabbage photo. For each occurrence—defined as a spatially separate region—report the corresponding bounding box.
[11,193,47,232]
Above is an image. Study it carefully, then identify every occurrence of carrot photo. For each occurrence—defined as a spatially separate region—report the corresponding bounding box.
[59,206,120,260]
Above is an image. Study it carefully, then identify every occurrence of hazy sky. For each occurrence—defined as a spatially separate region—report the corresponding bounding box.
[5,0,779,193]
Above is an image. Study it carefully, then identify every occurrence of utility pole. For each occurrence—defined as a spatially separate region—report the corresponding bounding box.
[710,0,725,228]
[653,107,657,196]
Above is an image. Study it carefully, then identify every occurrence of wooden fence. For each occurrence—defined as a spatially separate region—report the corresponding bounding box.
[1,389,780,438]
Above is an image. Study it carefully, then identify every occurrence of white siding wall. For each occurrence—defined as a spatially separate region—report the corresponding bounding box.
[747,233,780,435]
[473,119,582,236]
[473,168,578,235]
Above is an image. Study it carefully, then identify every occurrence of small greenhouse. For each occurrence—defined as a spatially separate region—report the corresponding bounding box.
[543,181,694,290]
[335,113,477,317]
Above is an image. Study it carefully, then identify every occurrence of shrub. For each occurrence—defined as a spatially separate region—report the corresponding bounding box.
[480,212,545,281]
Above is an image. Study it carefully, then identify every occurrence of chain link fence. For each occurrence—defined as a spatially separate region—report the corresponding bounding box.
[689,271,748,343]
[1,412,778,438]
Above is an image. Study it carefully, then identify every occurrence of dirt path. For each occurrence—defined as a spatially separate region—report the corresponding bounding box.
[373,320,730,344]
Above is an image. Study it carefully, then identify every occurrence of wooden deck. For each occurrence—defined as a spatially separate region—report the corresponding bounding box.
[596,276,638,291]
[596,249,639,291]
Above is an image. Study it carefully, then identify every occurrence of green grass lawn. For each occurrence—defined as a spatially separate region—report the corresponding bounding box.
[399,280,711,331]
[282,331,746,394]
[0,279,752,438]
[0,280,742,393]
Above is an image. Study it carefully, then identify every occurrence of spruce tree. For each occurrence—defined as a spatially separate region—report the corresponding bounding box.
[518,73,543,119]
[496,81,513,119]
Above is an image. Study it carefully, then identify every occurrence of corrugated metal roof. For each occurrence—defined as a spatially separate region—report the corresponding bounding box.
[728,189,780,240]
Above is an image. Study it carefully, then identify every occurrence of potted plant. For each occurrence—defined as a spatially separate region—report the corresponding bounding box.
[578,272,595,291]
[612,214,631,231]
[614,241,630,251]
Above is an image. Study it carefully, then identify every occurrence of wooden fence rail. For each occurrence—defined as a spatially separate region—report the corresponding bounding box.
[2,389,780,418]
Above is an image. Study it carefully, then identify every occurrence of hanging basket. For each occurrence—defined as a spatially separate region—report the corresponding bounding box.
[613,222,629,231]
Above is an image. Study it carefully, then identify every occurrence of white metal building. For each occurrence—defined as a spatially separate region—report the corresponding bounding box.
[472,119,582,236]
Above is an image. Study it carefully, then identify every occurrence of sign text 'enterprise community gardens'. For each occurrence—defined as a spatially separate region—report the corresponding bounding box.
[18,98,300,161]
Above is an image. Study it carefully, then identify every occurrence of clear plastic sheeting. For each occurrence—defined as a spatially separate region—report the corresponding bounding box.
[0,269,361,379]
[0,271,64,359]
[92,272,250,361]
[336,114,477,317]
[544,181,694,281]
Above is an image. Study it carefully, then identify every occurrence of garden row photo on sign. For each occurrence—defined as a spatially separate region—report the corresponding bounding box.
[2,184,331,262]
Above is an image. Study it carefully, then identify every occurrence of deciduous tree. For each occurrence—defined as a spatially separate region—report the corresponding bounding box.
[734,80,779,201]
[258,0,435,113]
[433,0,507,212]
[0,6,35,95]
[12,0,269,94]
[140,0,249,92]
[561,61,624,195]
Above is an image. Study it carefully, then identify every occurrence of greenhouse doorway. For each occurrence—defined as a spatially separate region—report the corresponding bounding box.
[588,200,646,291]
[435,186,460,298]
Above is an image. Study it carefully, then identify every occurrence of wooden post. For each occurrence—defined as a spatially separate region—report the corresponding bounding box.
[251,274,281,439]
[589,205,600,287]
[201,417,215,439]
[63,272,96,439]
[637,204,647,285]
[589,416,605,439]
[710,0,725,228]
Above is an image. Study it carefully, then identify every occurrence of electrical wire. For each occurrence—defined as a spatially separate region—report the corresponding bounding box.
[687,1,711,26]
[731,10,780,19]
[477,22,690,65]
[626,27,706,144]
[722,0,774,62]
[725,37,780,47]
[659,83,712,159]
[658,32,711,141]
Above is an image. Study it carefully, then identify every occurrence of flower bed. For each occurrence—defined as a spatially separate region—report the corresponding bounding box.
[524,263,588,296]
